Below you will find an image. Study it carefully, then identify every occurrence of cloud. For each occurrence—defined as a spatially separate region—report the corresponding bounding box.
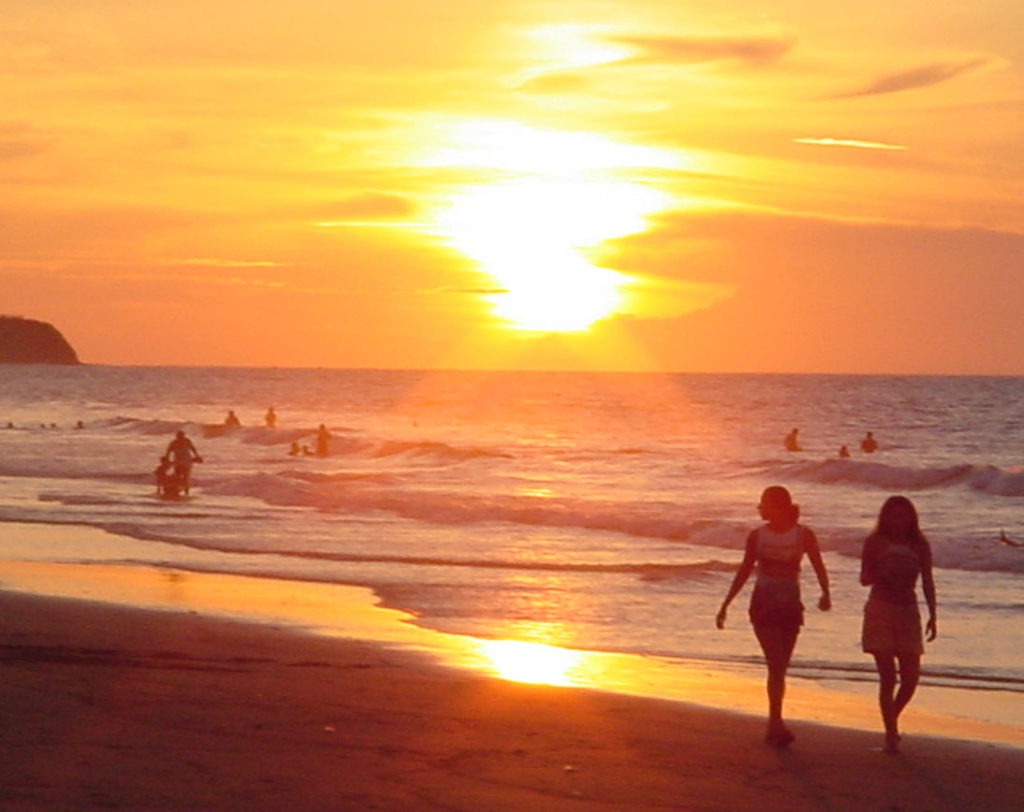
[795,137,907,151]
[442,285,508,295]
[167,258,289,269]
[610,31,798,66]
[829,57,990,99]
[0,122,52,162]
[607,209,1024,373]
[515,72,593,95]
[313,193,418,222]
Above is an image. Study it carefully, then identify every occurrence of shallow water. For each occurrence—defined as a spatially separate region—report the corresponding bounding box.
[0,366,1021,732]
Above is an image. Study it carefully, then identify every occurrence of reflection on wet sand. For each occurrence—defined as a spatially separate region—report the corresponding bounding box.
[1,555,1021,747]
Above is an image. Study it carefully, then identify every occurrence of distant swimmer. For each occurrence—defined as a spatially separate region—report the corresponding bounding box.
[784,428,801,452]
[224,410,241,428]
[860,432,878,453]
[315,424,331,457]
[839,445,851,458]
[999,530,1022,548]
[265,407,277,429]
[165,430,203,495]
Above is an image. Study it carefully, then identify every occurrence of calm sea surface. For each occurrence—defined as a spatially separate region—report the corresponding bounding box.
[0,366,1021,729]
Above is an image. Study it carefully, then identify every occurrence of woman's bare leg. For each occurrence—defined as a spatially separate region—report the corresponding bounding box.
[893,653,921,726]
[872,653,900,752]
[755,624,799,745]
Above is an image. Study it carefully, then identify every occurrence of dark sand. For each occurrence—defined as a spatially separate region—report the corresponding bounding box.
[1,589,1022,811]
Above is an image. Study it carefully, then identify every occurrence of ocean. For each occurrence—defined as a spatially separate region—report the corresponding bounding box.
[1,366,1021,732]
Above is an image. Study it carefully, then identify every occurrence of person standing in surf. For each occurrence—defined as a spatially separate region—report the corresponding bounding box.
[860,495,937,754]
[165,430,203,496]
[315,423,331,457]
[716,486,831,747]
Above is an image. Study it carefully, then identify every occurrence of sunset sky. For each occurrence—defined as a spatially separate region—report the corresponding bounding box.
[3,1,1022,372]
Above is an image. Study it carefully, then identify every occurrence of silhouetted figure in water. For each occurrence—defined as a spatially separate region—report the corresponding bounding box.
[315,424,331,457]
[289,442,301,456]
[784,428,801,452]
[839,445,851,458]
[861,431,878,453]
[717,486,831,747]
[154,455,183,498]
[165,430,203,495]
[224,410,241,428]
[860,495,937,754]
[265,407,277,429]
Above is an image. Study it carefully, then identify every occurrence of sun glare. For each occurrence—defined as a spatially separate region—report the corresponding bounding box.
[431,122,677,333]
[477,639,584,686]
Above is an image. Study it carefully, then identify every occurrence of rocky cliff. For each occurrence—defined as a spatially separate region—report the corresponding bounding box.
[0,316,81,364]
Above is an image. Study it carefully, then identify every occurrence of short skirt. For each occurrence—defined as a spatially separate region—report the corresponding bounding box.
[862,597,923,655]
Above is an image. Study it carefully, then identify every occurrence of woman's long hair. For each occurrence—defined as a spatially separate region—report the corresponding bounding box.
[872,495,928,548]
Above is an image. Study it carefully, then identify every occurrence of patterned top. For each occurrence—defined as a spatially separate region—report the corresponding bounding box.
[866,538,923,605]
[755,525,804,581]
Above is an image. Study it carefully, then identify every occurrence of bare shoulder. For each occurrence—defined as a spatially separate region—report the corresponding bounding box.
[800,524,821,549]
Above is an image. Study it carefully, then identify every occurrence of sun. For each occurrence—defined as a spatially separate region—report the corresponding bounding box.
[430,122,677,333]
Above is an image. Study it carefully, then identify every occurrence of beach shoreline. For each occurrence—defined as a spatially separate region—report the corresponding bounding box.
[1,517,1022,750]
[2,587,1023,811]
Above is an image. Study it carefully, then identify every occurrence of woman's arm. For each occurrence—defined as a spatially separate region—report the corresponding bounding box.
[716,532,758,628]
[921,540,937,641]
[803,527,831,611]
[860,534,879,586]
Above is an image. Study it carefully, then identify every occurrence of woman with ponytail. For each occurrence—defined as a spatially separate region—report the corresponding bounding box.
[717,486,831,747]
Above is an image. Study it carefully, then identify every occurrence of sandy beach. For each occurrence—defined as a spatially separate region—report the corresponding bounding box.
[2,581,1022,812]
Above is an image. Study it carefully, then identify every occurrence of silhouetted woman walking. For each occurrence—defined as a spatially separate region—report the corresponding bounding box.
[861,495,937,753]
[717,486,831,746]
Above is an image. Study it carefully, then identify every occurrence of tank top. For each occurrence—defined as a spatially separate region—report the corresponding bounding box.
[750,525,805,617]
[755,525,804,581]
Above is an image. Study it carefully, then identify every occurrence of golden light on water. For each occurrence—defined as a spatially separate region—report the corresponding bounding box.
[476,639,585,686]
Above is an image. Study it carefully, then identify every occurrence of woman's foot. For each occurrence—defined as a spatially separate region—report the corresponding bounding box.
[884,732,901,754]
[765,725,795,748]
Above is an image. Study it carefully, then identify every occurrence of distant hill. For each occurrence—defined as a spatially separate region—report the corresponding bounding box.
[0,316,81,364]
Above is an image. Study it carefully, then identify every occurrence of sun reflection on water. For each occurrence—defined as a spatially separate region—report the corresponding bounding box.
[476,639,586,686]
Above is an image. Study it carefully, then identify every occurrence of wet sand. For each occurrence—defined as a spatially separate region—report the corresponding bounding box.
[2,584,1022,811]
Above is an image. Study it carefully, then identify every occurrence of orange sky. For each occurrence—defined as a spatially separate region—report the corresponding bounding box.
[2,1,1022,373]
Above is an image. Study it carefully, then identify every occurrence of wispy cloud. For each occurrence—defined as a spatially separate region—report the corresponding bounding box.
[0,122,53,162]
[438,285,509,296]
[829,57,990,99]
[795,137,907,151]
[315,193,417,221]
[169,258,289,268]
[610,31,798,66]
